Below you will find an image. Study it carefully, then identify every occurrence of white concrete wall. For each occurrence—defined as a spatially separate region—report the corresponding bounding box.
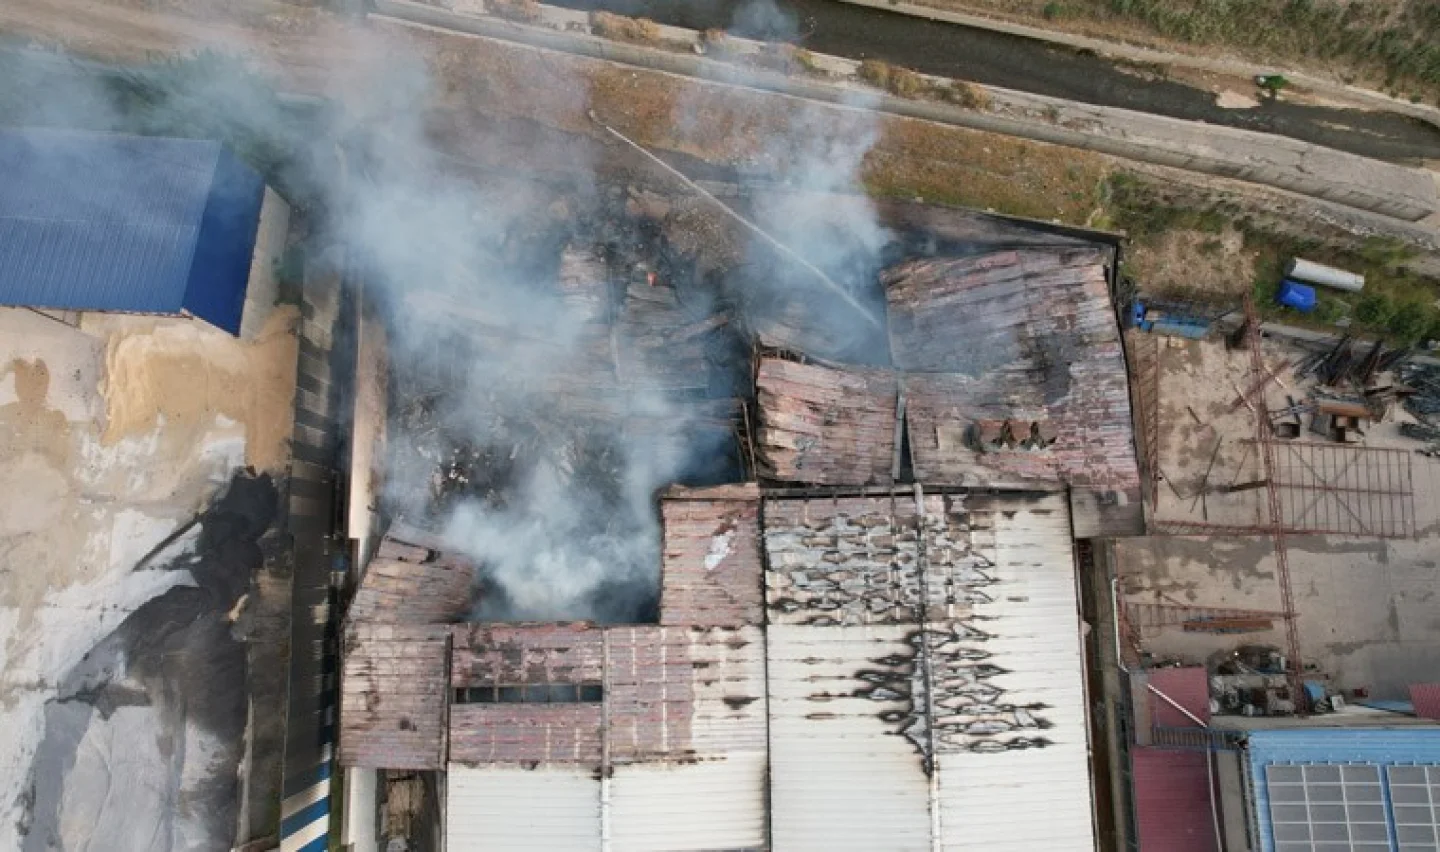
[240,187,293,342]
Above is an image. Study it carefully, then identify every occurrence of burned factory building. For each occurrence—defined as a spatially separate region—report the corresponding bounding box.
[339,189,1137,851]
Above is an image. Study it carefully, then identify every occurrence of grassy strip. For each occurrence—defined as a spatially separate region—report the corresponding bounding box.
[1107,172,1440,343]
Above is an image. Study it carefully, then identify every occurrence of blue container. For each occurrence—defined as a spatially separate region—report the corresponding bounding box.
[1276,279,1317,313]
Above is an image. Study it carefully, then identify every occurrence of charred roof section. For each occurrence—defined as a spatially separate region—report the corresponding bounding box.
[755,358,899,486]
[338,622,451,770]
[659,486,765,628]
[345,526,477,623]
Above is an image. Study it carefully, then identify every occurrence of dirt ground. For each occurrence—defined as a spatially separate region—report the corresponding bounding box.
[1124,224,1257,297]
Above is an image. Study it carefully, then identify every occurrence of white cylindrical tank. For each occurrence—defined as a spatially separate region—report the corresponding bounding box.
[1285,258,1365,292]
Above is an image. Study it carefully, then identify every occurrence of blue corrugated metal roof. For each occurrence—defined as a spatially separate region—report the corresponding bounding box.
[1247,728,1440,852]
[0,129,265,333]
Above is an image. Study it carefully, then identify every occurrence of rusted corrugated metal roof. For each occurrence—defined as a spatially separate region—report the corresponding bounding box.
[344,528,476,624]
[1131,749,1219,852]
[755,357,898,485]
[659,495,764,627]
[764,491,1096,851]
[1148,666,1212,727]
[614,272,725,393]
[338,622,451,770]
[884,249,1140,506]
[444,623,764,769]
[443,622,768,849]
[1410,683,1440,720]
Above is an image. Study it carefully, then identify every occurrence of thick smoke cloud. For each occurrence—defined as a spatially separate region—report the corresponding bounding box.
[1,8,893,623]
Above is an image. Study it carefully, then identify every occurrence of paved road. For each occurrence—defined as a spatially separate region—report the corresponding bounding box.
[553,0,1440,163]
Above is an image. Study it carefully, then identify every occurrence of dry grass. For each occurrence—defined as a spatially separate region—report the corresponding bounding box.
[412,22,1109,222]
[857,59,990,107]
[935,80,991,109]
[589,11,661,45]
[487,0,541,24]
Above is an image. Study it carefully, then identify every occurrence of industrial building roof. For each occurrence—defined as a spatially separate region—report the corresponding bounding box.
[884,250,1141,512]
[341,489,1097,851]
[0,129,266,334]
[747,248,1142,533]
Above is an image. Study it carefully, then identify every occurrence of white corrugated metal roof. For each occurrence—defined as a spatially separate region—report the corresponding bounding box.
[768,623,935,851]
[764,491,1096,852]
[934,494,1096,851]
[446,765,601,851]
[437,492,1095,851]
[610,755,768,851]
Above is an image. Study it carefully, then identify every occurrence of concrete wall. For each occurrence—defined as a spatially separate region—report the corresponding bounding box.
[373,0,1438,222]
[240,188,293,342]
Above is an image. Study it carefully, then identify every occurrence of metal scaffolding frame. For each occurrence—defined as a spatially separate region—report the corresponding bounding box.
[1268,441,1415,538]
[1125,602,1287,637]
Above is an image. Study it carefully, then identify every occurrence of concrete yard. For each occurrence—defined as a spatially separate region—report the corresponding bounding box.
[1119,330,1440,699]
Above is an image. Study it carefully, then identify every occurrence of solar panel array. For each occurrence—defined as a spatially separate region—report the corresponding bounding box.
[1265,763,1440,852]
[1388,766,1440,852]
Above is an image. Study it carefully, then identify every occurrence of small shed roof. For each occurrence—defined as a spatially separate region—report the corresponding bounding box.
[0,129,266,334]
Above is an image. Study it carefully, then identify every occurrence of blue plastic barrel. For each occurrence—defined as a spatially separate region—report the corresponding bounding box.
[1276,279,1317,313]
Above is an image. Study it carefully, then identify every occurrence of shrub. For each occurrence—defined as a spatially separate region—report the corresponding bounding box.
[1353,292,1394,327]
[887,67,926,98]
[1388,299,1430,341]
[1042,2,1064,20]
[937,80,992,110]
[590,11,661,44]
[857,59,892,89]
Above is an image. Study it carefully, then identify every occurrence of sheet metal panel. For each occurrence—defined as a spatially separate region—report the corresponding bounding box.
[933,495,1096,851]
[687,626,768,757]
[755,357,898,485]
[445,765,600,851]
[0,129,265,333]
[768,623,934,851]
[659,498,765,628]
[765,492,1096,851]
[337,623,450,770]
[1130,749,1218,852]
[610,754,769,851]
[1247,729,1440,852]
[1412,684,1440,721]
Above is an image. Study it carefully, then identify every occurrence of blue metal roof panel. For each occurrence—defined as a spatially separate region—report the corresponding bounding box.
[0,129,250,321]
[183,147,265,334]
[1247,728,1440,852]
